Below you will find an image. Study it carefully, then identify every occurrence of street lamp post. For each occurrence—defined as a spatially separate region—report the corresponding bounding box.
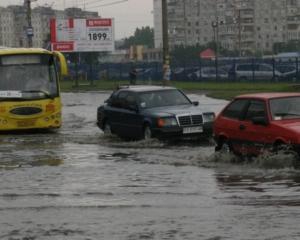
[212,21,219,81]
[162,0,170,85]
[237,9,242,57]
[24,0,37,47]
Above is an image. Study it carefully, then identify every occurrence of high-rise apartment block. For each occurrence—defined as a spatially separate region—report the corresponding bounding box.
[0,4,98,48]
[154,0,300,54]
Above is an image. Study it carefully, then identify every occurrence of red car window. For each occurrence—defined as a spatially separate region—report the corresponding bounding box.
[222,99,249,119]
[270,97,300,120]
[245,100,266,121]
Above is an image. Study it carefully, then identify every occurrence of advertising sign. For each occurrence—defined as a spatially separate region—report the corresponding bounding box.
[50,18,115,52]
[26,27,34,37]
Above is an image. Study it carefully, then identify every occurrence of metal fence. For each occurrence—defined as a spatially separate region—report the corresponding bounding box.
[66,56,300,83]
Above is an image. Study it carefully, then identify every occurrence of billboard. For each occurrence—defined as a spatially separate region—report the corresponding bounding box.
[50,18,115,52]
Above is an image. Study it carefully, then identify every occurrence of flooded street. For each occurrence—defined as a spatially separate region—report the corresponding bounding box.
[1,92,300,240]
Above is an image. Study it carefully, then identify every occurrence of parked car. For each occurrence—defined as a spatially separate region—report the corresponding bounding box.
[188,67,228,81]
[228,63,282,81]
[97,85,215,140]
[276,64,298,81]
[214,92,300,156]
[172,67,199,81]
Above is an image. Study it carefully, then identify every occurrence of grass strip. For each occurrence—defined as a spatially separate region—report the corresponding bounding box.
[60,79,297,100]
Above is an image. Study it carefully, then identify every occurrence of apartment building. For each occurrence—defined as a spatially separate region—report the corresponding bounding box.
[31,7,56,48]
[154,0,300,54]
[0,5,98,48]
[286,0,300,41]
[0,7,17,47]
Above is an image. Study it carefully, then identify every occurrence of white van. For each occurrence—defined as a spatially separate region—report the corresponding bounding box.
[229,63,282,81]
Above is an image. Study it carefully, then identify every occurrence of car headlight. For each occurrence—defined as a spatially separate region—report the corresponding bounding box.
[203,112,215,122]
[157,117,178,127]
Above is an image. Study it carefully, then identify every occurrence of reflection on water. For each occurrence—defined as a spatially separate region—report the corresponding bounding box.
[0,157,63,170]
[0,156,64,169]
[215,170,300,207]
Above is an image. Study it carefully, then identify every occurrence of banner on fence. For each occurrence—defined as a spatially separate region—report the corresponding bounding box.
[50,18,115,52]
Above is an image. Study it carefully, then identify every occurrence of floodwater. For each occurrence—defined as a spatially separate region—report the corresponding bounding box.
[0,92,300,240]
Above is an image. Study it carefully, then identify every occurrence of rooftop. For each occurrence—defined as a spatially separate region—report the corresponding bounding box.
[117,85,176,92]
[237,92,300,100]
[0,48,52,55]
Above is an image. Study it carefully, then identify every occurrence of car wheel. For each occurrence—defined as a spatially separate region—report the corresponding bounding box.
[103,121,112,135]
[272,142,292,153]
[143,125,152,140]
[215,139,232,153]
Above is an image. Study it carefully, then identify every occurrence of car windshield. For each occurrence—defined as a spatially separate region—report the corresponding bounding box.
[138,89,191,109]
[0,55,58,100]
[270,97,300,120]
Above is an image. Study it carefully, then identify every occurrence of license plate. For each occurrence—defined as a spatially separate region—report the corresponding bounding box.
[17,120,36,127]
[183,126,203,134]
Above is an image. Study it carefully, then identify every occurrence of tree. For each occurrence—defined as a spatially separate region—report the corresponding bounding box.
[120,26,154,49]
[170,42,239,62]
[171,44,205,62]
[273,40,300,54]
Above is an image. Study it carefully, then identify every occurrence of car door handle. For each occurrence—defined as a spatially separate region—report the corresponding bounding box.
[239,124,246,130]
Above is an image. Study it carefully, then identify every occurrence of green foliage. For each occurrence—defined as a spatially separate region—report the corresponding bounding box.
[170,41,239,62]
[171,44,205,62]
[273,40,300,54]
[64,52,107,65]
[121,26,154,49]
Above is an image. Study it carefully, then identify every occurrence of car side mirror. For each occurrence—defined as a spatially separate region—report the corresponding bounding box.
[193,101,199,106]
[252,116,269,126]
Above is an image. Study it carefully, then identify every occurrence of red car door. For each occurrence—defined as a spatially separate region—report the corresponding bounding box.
[237,99,270,155]
[215,99,249,150]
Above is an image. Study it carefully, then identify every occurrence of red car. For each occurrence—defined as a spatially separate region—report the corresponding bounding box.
[213,93,300,156]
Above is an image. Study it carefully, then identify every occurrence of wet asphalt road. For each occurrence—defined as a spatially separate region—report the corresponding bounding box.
[0,92,300,240]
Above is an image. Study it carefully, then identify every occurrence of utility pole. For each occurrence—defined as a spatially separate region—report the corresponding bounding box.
[235,0,242,57]
[213,0,219,81]
[238,9,241,57]
[162,0,170,85]
[24,0,36,47]
[183,0,187,46]
[212,20,219,81]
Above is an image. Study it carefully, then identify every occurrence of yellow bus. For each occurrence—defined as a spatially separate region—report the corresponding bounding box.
[0,48,68,131]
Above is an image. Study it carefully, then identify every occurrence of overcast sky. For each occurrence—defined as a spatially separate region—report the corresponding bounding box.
[0,0,154,39]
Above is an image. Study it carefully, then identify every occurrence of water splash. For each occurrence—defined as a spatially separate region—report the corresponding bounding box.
[254,150,300,169]
[207,149,300,170]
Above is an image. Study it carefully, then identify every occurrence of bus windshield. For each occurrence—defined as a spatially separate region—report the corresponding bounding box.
[0,54,58,100]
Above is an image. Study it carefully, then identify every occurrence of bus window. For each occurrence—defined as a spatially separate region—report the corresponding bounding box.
[0,55,58,99]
